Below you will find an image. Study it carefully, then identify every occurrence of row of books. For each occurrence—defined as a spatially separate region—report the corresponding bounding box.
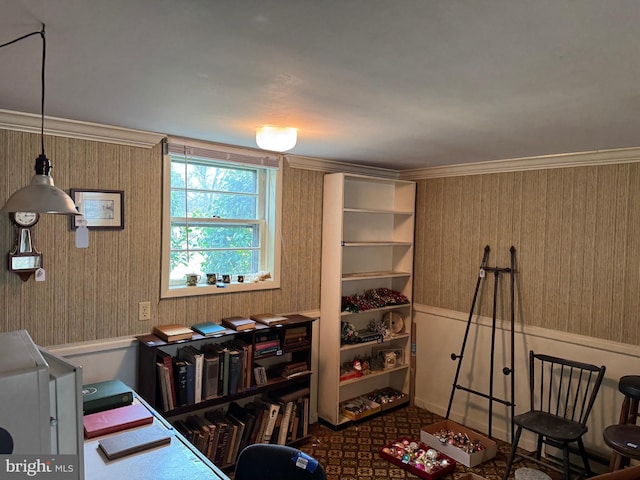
[152,313,290,342]
[173,388,310,468]
[156,339,253,411]
[155,337,311,412]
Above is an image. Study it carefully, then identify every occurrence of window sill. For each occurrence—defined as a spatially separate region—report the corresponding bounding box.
[160,279,280,299]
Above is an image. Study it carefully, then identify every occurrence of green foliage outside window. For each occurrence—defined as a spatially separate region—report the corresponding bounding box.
[169,156,266,281]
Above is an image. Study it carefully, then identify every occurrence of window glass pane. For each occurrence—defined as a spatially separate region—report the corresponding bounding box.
[170,189,186,218]
[169,249,258,280]
[170,225,187,250]
[170,224,258,249]
[185,192,257,219]
[170,161,186,189]
[185,163,257,193]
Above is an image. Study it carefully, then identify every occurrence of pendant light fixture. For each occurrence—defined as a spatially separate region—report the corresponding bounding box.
[1,25,79,215]
[255,125,297,152]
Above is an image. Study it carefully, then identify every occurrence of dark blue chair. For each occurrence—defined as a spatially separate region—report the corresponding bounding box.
[234,443,326,480]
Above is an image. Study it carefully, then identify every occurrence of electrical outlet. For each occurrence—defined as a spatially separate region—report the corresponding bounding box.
[139,301,151,321]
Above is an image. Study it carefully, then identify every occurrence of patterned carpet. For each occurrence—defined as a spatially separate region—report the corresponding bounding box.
[297,405,564,480]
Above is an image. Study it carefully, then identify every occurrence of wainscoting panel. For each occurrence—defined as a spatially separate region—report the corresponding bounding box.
[413,304,640,453]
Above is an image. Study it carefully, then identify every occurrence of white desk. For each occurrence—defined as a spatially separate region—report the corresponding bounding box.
[84,395,228,480]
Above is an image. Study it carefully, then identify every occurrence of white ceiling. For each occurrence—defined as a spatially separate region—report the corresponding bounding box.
[1,0,639,171]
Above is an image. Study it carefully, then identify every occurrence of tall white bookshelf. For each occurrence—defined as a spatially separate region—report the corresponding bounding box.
[318,173,416,427]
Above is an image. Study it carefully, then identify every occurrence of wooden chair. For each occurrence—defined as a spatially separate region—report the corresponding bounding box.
[603,375,640,471]
[234,443,326,480]
[503,351,606,480]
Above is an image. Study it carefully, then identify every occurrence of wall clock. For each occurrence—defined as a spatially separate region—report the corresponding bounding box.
[8,212,43,282]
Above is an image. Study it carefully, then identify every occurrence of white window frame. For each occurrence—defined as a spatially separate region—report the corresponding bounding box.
[160,137,282,298]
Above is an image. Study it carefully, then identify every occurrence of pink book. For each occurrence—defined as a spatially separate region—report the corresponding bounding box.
[84,402,153,439]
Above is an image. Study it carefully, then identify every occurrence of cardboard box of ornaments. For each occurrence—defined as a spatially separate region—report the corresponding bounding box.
[420,419,497,467]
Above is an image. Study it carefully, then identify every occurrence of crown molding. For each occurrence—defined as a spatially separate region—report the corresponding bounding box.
[285,154,400,178]
[0,109,165,149]
[400,146,640,180]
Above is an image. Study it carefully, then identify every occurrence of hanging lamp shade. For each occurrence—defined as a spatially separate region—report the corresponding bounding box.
[1,154,79,214]
[256,125,297,152]
[0,25,79,216]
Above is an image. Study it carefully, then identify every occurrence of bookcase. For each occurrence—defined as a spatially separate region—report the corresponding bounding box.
[318,173,416,427]
[136,314,314,469]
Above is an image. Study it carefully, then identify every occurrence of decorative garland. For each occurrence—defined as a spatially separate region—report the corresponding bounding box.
[341,288,409,313]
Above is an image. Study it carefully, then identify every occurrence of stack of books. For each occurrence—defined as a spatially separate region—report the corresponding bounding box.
[282,325,309,349]
[276,361,310,379]
[82,379,134,415]
[254,331,281,357]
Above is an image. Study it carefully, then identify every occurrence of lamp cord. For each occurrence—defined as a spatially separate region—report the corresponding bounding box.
[0,25,46,156]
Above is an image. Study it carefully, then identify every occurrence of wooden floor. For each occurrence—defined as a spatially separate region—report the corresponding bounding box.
[297,405,566,480]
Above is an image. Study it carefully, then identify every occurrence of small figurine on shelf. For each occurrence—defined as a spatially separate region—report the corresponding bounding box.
[341,321,359,344]
[368,318,389,338]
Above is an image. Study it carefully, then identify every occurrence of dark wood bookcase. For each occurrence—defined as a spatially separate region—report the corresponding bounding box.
[136,314,314,468]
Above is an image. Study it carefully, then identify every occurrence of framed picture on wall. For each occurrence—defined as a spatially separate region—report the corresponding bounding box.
[70,189,124,230]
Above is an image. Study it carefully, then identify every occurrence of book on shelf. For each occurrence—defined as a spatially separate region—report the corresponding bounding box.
[276,361,310,378]
[302,396,309,438]
[156,362,170,411]
[172,358,190,407]
[234,338,253,390]
[284,325,307,336]
[229,338,252,392]
[98,423,172,460]
[157,350,176,410]
[250,313,288,326]
[202,348,220,400]
[289,401,299,442]
[252,402,270,445]
[277,400,294,445]
[184,415,206,453]
[228,401,258,454]
[203,343,229,397]
[255,339,280,351]
[83,402,153,439]
[190,321,226,336]
[254,345,280,357]
[225,412,246,465]
[253,366,267,385]
[173,419,193,440]
[82,378,134,415]
[221,316,256,331]
[226,344,242,395]
[282,339,310,350]
[172,419,196,450]
[186,414,217,459]
[204,410,231,466]
[178,345,204,403]
[152,324,194,342]
[256,398,281,443]
[185,360,196,405]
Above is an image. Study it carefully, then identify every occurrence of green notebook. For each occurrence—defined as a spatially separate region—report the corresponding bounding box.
[82,379,134,415]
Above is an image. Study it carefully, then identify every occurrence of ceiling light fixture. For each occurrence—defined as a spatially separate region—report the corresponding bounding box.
[255,125,297,152]
[0,25,80,215]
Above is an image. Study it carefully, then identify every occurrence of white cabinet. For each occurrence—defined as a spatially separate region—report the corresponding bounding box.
[318,173,416,427]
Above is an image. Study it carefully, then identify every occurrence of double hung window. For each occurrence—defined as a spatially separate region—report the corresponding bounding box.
[161,137,281,298]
